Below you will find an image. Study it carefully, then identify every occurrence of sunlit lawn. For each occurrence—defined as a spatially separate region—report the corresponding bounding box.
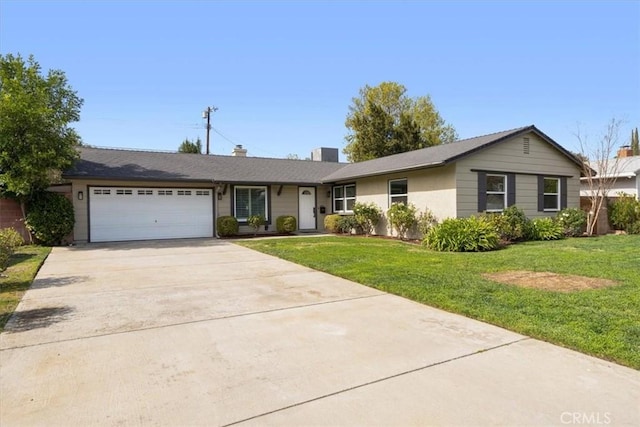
[239,235,640,369]
[0,245,51,332]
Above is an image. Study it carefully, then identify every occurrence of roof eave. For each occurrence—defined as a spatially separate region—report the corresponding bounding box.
[62,175,215,184]
[322,161,446,183]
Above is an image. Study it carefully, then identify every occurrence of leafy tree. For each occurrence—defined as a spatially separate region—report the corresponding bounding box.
[631,127,639,156]
[344,81,456,162]
[0,53,83,225]
[178,137,202,154]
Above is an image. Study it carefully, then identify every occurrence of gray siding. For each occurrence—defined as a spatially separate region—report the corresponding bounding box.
[456,132,581,218]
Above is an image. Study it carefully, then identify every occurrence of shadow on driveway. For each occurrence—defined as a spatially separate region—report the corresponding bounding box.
[4,306,74,333]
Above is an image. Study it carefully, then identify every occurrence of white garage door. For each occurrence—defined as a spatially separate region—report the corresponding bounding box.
[89,187,213,242]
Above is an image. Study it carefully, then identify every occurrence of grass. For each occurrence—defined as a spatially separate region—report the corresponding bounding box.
[0,245,51,332]
[239,235,640,370]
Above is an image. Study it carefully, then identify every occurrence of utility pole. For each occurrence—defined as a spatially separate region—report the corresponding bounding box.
[202,106,218,155]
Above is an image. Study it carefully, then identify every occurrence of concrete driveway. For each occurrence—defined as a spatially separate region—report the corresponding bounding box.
[1,239,638,426]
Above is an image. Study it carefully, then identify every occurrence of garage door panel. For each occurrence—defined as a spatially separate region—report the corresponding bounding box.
[89,187,213,242]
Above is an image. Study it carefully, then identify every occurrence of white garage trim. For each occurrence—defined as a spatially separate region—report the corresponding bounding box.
[89,186,214,242]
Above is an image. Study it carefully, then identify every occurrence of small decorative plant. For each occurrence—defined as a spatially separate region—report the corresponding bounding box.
[247,214,266,235]
[387,202,417,240]
[0,227,24,273]
[276,215,297,234]
[217,216,239,237]
[353,202,382,236]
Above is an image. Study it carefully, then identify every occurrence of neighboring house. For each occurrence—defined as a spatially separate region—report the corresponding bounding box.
[580,150,640,200]
[62,125,585,243]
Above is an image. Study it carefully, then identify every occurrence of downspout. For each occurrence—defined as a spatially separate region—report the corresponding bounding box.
[213,180,220,239]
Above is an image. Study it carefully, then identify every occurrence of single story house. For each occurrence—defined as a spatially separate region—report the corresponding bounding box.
[580,149,640,200]
[63,125,585,243]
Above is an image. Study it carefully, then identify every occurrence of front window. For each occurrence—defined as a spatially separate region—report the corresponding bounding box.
[234,186,267,222]
[333,184,355,213]
[389,179,408,205]
[486,174,506,212]
[543,178,560,211]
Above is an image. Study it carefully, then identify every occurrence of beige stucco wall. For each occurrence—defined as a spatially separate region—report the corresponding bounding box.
[352,165,457,237]
[455,132,582,218]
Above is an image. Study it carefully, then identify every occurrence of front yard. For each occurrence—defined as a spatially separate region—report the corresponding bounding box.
[0,245,51,332]
[239,235,640,369]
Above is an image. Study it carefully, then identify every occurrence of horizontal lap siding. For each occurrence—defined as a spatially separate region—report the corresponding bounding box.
[456,132,582,218]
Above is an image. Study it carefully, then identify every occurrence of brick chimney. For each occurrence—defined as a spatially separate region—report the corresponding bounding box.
[232,145,247,157]
[617,145,633,158]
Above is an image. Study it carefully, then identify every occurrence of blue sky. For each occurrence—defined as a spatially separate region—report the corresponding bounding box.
[1,1,639,161]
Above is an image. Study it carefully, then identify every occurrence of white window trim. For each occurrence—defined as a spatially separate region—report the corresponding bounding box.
[486,174,507,213]
[234,185,268,222]
[388,178,408,206]
[333,184,355,214]
[543,177,561,212]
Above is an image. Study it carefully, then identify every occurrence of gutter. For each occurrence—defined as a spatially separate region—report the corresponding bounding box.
[321,161,446,184]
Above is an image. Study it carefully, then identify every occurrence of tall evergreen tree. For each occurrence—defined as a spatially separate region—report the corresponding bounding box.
[631,127,639,156]
[178,137,202,154]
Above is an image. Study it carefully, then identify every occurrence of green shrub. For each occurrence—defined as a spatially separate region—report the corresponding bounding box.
[484,206,529,242]
[609,194,640,234]
[0,228,24,272]
[217,216,239,237]
[526,217,564,241]
[337,215,359,234]
[416,208,438,237]
[424,216,500,252]
[25,192,74,245]
[556,208,587,237]
[324,214,341,233]
[276,215,297,234]
[247,214,266,234]
[387,203,417,239]
[352,202,382,236]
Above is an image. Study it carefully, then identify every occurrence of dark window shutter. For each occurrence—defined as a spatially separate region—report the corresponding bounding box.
[507,174,516,207]
[560,177,568,209]
[537,176,545,212]
[477,172,487,212]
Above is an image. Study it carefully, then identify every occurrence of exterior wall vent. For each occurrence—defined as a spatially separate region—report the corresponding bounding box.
[523,137,530,154]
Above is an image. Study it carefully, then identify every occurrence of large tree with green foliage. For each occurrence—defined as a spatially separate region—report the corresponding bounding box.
[343,81,457,162]
[631,127,639,156]
[0,54,83,210]
[178,137,202,154]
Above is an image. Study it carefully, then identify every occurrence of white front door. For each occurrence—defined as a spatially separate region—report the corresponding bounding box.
[298,187,316,230]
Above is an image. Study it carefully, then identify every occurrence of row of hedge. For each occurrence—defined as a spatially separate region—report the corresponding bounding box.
[324,201,591,252]
[424,206,587,252]
[609,194,640,234]
[216,215,297,237]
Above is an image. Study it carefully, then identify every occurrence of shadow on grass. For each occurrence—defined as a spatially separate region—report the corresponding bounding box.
[5,252,36,268]
[4,306,74,333]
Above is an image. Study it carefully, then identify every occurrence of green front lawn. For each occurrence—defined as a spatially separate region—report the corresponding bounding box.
[239,235,640,369]
[0,245,51,332]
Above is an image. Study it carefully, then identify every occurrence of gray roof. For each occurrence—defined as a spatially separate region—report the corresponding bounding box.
[64,148,345,185]
[588,155,640,179]
[321,125,583,182]
[64,125,583,185]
